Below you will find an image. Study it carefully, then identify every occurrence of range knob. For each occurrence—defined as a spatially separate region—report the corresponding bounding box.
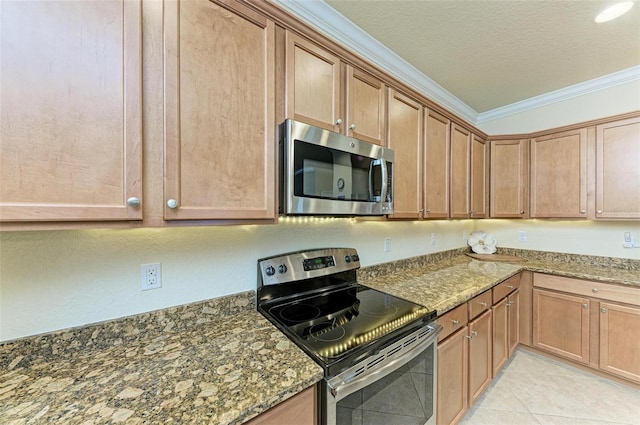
[351,254,359,262]
[278,264,288,274]
[265,266,276,276]
[345,255,352,263]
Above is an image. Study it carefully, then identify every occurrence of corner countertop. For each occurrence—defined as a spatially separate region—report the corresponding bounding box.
[0,293,324,425]
[2,251,637,424]
[359,253,640,315]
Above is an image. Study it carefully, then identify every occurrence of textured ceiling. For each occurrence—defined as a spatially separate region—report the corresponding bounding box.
[324,0,640,113]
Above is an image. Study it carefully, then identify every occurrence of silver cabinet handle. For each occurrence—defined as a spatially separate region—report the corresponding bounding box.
[582,303,588,309]
[479,302,488,307]
[336,118,343,125]
[167,199,178,209]
[580,209,586,214]
[466,330,478,339]
[452,319,461,325]
[592,288,599,293]
[520,210,525,214]
[601,308,607,313]
[349,123,356,130]
[597,209,603,214]
[506,285,514,289]
[127,197,140,207]
[425,209,431,214]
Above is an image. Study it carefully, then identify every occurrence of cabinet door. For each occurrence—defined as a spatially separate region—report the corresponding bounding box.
[595,116,640,219]
[533,289,590,364]
[387,90,423,219]
[470,134,488,218]
[424,109,450,219]
[450,124,471,218]
[164,0,275,220]
[437,327,468,425]
[507,289,520,358]
[530,129,588,218]
[345,66,386,145]
[0,0,142,222]
[489,139,528,218]
[468,309,492,407]
[246,385,316,425]
[492,298,508,377]
[285,32,342,132]
[599,302,640,383]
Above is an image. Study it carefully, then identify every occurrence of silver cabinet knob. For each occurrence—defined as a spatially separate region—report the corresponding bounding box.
[126,197,140,207]
[506,285,514,289]
[466,330,478,339]
[349,123,356,130]
[452,319,461,325]
[582,303,588,309]
[167,199,178,209]
[425,209,431,214]
[580,209,586,214]
[479,302,488,307]
[592,288,599,293]
[601,308,607,313]
[336,118,343,125]
[597,209,603,214]
[520,210,525,214]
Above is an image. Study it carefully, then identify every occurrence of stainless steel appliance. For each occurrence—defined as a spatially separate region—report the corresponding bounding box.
[279,120,394,216]
[257,248,441,425]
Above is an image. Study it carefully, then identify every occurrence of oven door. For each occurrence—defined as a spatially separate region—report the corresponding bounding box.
[281,119,393,216]
[321,323,441,425]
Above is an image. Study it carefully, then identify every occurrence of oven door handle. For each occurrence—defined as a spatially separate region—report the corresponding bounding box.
[326,324,442,403]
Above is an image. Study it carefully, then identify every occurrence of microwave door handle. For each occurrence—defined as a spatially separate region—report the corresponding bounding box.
[369,159,388,202]
[380,160,388,203]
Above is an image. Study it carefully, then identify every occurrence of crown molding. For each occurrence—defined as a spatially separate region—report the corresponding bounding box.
[477,66,640,124]
[271,0,640,127]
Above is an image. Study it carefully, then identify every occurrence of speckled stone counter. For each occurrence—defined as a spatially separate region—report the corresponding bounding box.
[359,249,640,315]
[0,291,324,425]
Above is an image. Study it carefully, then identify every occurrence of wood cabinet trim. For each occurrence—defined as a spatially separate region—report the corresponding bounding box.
[533,273,640,306]
[598,302,640,383]
[423,108,451,219]
[345,64,387,145]
[489,139,529,218]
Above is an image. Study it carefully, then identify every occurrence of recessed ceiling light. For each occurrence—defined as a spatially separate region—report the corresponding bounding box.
[595,1,634,23]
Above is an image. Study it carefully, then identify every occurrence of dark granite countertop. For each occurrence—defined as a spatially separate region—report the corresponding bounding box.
[2,249,638,424]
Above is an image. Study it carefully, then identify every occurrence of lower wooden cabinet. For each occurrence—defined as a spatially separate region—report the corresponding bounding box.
[532,273,640,383]
[468,309,492,406]
[599,302,640,383]
[492,289,520,376]
[246,385,316,425]
[437,327,468,425]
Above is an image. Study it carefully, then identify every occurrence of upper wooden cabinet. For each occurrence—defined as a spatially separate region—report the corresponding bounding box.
[345,65,387,146]
[450,124,487,219]
[285,33,387,145]
[450,124,471,218]
[595,116,640,219]
[530,129,588,218]
[470,134,488,218]
[163,0,276,220]
[285,32,342,132]
[423,109,451,219]
[489,139,529,218]
[0,0,143,223]
[387,90,423,219]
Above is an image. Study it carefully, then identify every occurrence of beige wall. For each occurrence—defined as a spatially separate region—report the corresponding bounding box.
[0,219,472,342]
[478,80,640,135]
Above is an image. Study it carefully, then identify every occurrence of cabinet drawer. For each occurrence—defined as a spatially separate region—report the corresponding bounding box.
[438,303,468,342]
[493,274,521,304]
[533,273,640,306]
[468,290,492,320]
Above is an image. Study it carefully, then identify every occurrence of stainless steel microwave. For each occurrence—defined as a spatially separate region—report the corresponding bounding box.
[279,119,394,216]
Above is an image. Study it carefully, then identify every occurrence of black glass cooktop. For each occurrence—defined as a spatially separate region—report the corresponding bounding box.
[265,284,433,362]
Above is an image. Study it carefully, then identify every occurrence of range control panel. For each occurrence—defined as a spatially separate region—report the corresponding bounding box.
[258,248,360,286]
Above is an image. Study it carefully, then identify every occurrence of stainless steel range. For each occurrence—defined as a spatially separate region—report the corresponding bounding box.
[257,248,442,425]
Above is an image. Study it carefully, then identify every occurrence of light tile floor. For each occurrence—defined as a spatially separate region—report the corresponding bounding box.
[459,349,640,425]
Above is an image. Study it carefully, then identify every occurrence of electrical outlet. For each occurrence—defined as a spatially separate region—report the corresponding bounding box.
[430,233,437,246]
[141,263,162,290]
[384,237,391,252]
[517,231,528,242]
